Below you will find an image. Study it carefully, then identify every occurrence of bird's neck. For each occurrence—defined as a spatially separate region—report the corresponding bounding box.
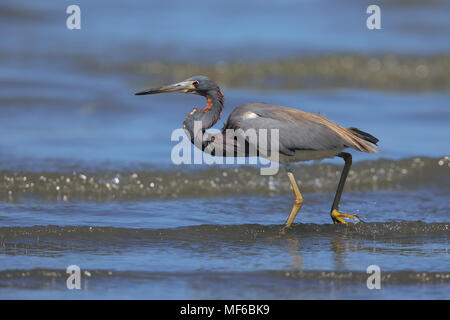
[183,89,224,142]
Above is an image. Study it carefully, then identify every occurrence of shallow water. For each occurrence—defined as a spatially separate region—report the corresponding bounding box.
[0,1,449,299]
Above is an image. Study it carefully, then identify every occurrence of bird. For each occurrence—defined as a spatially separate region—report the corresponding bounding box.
[135,75,379,227]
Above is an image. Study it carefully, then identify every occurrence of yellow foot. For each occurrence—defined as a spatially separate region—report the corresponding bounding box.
[331,209,363,224]
[277,225,289,237]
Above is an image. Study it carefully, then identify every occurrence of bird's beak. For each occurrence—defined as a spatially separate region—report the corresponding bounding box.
[135,81,195,96]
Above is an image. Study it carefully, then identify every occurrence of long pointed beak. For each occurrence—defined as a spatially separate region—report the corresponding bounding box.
[135,81,194,96]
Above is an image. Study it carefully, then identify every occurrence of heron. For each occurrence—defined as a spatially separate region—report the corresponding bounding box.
[135,75,379,227]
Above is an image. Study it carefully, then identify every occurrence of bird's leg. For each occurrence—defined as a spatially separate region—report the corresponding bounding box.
[284,171,304,228]
[330,152,363,224]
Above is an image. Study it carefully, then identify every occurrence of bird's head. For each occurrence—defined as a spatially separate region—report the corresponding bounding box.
[135,75,218,97]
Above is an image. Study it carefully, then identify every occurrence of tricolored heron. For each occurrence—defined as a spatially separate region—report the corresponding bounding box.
[135,75,378,227]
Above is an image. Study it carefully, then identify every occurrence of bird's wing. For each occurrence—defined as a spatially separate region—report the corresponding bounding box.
[223,103,374,156]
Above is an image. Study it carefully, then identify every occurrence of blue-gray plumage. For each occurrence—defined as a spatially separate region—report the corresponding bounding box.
[135,75,379,226]
[224,102,377,161]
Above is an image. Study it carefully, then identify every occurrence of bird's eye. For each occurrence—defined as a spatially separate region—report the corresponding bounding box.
[192,81,199,87]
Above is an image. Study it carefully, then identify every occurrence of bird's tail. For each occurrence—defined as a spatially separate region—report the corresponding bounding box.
[347,127,379,153]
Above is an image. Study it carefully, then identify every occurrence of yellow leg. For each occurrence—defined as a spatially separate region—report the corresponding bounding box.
[284,172,303,228]
[331,209,363,224]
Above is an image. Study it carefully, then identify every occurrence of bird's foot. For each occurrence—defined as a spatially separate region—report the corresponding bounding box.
[331,209,363,224]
